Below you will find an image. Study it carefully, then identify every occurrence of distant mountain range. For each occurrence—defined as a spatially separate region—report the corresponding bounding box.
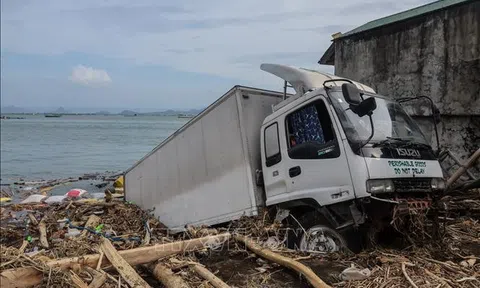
[1,106,203,116]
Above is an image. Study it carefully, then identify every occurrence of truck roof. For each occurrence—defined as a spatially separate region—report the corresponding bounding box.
[260,63,376,97]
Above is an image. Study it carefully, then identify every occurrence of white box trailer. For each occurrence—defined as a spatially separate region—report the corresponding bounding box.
[124,86,285,231]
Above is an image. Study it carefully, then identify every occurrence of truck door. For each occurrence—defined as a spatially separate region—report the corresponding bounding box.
[280,96,354,206]
[261,121,288,198]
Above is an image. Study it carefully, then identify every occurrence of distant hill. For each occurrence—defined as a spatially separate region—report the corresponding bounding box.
[1,106,32,114]
[143,109,203,116]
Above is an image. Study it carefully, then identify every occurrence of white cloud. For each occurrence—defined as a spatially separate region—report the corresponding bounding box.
[69,65,112,86]
[2,0,432,87]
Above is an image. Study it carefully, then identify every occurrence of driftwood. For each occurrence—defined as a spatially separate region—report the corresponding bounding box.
[191,263,230,288]
[151,262,190,288]
[0,233,231,287]
[38,220,49,249]
[100,238,151,288]
[234,235,331,288]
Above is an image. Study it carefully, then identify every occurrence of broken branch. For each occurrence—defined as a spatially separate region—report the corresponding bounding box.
[234,235,331,288]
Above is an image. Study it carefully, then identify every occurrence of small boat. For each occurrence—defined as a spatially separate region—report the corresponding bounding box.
[45,114,62,118]
[178,114,194,119]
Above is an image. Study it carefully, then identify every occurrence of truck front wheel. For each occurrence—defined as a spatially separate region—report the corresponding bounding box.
[299,225,346,253]
[287,210,347,253]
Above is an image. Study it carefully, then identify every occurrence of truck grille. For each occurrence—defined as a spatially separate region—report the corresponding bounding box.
[393,178,432,193]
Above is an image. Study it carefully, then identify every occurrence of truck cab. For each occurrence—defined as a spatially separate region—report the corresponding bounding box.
[259,64,445,252]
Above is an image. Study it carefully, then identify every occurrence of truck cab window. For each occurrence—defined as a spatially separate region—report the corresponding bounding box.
[264,122,281,167]
[286,99,340,159]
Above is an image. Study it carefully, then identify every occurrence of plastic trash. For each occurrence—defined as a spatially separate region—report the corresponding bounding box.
[339,265,371,281]
[65,228,81,238]
[90,193,105,199]
[43,195,67,204]
[65,189,88,198]
[20,194,47,204]
[113,176,124,188]
[0,197,12,203]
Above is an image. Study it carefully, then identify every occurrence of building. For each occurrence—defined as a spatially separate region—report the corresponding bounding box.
[319,0,479,171]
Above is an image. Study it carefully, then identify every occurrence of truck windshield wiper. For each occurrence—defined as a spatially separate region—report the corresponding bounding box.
[372,137,410,148]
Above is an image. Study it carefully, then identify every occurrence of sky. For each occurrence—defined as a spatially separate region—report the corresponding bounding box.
[1,0,433,112]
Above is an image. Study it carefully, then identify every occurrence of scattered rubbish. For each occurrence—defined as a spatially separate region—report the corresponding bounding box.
[65,188,88,198]
[65,228,82,239]
[0,197,12,203]
[43,195,67,204]
[339,264,371,281]
[20,194,47,204]
[0,184,478,288]
[113,176,124,188]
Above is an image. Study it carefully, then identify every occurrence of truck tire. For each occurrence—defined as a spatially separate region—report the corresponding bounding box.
[287,211,347,253]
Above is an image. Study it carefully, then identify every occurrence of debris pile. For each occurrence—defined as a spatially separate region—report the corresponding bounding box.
[1,182,479,287]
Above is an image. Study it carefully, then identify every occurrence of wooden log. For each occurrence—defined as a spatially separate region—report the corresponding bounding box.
[100,238,151,288]
[38,220,49,249]
[447,148,480,188]
[191,264,230,288]
[234,235,331,288]
[151,263,190,288]
[81,215,101,237]
[1,233,231,287]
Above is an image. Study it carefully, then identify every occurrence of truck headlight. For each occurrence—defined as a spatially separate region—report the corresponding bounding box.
[431,178,445,190]
[366,179,394,194]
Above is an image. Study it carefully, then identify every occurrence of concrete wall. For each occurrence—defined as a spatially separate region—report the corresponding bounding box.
[333,0,479,173]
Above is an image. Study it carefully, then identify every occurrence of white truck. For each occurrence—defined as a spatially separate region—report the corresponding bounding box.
[124,64,445,252]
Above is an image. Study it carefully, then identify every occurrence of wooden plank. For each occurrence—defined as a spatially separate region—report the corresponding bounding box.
[234,235,331,288]
[100,238,151,288]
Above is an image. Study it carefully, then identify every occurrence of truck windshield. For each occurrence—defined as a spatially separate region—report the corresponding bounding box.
[329,91,428,146]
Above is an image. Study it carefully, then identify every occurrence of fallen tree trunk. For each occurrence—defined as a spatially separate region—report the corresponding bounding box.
[1,233,231,287]
[234,235,331,288]
[151,263,190,288]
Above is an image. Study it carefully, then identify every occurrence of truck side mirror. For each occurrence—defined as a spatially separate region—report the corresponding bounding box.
[342,83,362,105]
[351,97,377,117]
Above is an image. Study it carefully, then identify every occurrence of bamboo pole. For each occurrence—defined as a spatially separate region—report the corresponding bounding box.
[446,148,480,188]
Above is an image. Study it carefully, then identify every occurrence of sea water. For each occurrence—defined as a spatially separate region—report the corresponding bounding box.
[0,115,188,181]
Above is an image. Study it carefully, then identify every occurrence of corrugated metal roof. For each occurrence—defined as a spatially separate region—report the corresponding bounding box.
[339,0,471,38]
